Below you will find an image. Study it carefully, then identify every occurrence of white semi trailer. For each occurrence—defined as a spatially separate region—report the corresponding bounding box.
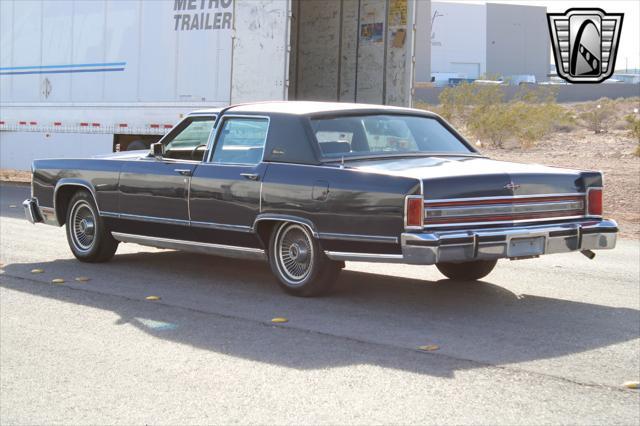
[0,0,430,170]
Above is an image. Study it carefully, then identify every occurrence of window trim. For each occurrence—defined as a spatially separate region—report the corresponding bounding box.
[307,113,479,161]
[205,114,271,166]
[155,114,217,163]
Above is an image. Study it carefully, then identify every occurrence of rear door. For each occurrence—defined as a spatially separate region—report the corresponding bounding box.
[230,0,291,103]
[189,115,270,233]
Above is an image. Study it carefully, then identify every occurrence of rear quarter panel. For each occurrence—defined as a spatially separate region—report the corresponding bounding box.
[261,163,420,253]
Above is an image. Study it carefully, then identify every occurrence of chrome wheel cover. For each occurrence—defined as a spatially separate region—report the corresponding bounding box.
[70,200,96,253]
[275,224,314,286]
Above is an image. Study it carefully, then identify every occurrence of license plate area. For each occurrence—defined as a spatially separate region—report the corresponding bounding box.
[508,236,545,257]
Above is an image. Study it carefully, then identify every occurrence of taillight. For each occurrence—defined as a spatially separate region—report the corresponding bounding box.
[405,195,424,229]
[587,188,603,216]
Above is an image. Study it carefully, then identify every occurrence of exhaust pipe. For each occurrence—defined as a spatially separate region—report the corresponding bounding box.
[581,250,596,260]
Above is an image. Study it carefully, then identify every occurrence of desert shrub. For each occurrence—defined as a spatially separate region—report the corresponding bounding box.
[514,102,571,148]
[467,101,571,148]
[413,101,445,118]
[624,114,640,141]
[551,111,578,133]
[434,81,575,148]
[578,98,616,134]
[438,82,504,126]
[513,85,559,104]
[467,104,516,148]
[625,113,640,156]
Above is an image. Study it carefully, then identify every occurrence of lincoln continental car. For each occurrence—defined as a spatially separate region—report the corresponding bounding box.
[24,102,618,296]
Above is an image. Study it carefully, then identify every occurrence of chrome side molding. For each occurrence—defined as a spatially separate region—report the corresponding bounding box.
[324,251,405,263]
[111,232,266,261]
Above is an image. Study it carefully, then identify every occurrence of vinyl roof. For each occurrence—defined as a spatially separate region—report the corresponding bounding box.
[192,101,434,116]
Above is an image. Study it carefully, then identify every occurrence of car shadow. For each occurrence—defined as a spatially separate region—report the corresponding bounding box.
[1,249,638,378]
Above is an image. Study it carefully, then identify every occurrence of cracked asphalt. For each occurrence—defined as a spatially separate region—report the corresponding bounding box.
[1,183,639,424]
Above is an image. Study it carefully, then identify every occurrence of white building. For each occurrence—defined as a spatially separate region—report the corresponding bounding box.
[427,1,549,84]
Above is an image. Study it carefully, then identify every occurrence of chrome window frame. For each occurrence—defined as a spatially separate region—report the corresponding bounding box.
[205,114,271,166]
[154,114,217,163]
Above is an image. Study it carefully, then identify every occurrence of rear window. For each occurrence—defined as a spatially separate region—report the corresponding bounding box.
[310,114,471,159]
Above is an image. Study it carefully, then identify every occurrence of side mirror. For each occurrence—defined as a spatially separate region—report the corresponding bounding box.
[150,142,164,159]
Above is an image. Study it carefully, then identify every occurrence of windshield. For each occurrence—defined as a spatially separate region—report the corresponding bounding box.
[310,114,472,159]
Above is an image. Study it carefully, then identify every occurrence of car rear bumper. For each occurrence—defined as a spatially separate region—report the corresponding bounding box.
[401,219,618,264]
[325,219,618,264]
[23,198,43,224]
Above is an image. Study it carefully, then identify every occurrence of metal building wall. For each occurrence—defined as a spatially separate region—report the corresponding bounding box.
[429,2,486,80]
[485,3,549,82]
[413,0,432,84]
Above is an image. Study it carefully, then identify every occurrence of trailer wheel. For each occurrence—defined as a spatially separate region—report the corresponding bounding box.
[127,140,148,151]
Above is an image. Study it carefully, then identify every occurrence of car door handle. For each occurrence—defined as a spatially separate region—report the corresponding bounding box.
[174,168,192,177]
[240,173,260,181]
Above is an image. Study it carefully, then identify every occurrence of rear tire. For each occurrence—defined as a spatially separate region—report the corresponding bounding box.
[268,222,342,297]
[436,259,497,281]
[65,191,119,262]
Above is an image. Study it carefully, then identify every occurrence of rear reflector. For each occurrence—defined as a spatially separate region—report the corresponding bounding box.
[405,196,424,228]
[587,188,603,216]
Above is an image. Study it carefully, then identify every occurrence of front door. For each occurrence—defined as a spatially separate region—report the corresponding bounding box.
[116,115,216,234]
[189,115,269,245]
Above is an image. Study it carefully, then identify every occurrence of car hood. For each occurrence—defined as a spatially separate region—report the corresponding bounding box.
[344,156,600,199]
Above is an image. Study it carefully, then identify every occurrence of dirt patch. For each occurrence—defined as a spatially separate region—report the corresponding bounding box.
[482,128,639,239]
[0,169,30,184]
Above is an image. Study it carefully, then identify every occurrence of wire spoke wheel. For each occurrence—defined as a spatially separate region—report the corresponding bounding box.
[275,224,314,286]
[69,200,96,253]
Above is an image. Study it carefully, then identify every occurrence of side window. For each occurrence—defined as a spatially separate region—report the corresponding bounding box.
[210,117,269,165]
[163,116,215,160]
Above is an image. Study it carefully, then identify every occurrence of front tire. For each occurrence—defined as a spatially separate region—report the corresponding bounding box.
[268,222,341,297]
[436,259,497,281]
[65,191,119,262]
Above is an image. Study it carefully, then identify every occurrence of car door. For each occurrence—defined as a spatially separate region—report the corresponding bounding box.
[117,115,216,230]
[189,115,269,235]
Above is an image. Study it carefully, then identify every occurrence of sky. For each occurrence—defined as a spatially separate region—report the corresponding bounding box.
[436,0,640,71]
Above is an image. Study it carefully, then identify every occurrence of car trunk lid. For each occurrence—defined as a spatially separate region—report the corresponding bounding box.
[346,156,600,227]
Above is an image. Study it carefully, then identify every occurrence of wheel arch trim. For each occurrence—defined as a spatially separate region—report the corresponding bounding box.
[53,179,100,226]
[253,214,319,238]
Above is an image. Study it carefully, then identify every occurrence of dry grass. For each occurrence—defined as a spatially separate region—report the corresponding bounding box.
[0,169,30,183]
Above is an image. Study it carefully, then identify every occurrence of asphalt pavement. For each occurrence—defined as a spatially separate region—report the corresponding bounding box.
[1,183,639,424]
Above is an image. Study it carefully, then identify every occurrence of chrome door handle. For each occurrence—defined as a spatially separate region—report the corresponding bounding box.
[240,173,260,181]
[174,168,192,177]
